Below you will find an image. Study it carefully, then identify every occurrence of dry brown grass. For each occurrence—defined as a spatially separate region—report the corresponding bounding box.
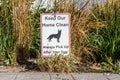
[56,0,102,63]
[39,55,77,72]
[12,0,32,63]
[12,0,32,47]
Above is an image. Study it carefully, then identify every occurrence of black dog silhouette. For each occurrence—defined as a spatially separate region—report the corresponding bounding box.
[47,30,61,43]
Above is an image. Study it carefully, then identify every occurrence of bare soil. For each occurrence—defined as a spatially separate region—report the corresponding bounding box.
[0,65,26,72]
[0,62,103,73]
[0,59,40,72]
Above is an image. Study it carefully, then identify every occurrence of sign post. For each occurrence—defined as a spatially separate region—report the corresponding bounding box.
[41,13,70,57]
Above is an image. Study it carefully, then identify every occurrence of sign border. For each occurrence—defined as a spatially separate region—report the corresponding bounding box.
[40,13,71,57]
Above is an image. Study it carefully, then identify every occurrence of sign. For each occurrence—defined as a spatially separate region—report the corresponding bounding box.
[41,13,70,57]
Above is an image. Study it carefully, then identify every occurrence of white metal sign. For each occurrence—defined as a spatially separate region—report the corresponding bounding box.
[41,13,70,57]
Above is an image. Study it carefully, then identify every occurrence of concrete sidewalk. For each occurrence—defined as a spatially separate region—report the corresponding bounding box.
[0,72,120,80]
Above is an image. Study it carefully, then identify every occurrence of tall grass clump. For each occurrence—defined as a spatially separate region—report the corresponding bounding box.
[29,8,46,60]
[12,0,32,47]
[57,0,102,63]
[0,0,15,64]
[12,0,32,63]
[88,0,120,68]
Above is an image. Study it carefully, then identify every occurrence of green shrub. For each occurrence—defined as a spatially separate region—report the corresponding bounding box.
[89,0,120,64]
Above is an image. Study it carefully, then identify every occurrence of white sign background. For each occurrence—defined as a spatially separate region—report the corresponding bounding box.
[41,13,70,57]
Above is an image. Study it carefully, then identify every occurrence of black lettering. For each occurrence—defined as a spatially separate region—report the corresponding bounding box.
[56,23,68,27]
[57,16,66,20]
[42,23,55,27]
[45,16,56,20]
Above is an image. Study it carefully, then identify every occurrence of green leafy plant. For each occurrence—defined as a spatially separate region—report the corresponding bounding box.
[89,0,120,63]
[87,0,120,73]
[28,8,46,60]
[115,60,120,73]
[0,0,15,64]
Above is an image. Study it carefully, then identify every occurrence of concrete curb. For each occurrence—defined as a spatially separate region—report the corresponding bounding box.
[0,72,119,80]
